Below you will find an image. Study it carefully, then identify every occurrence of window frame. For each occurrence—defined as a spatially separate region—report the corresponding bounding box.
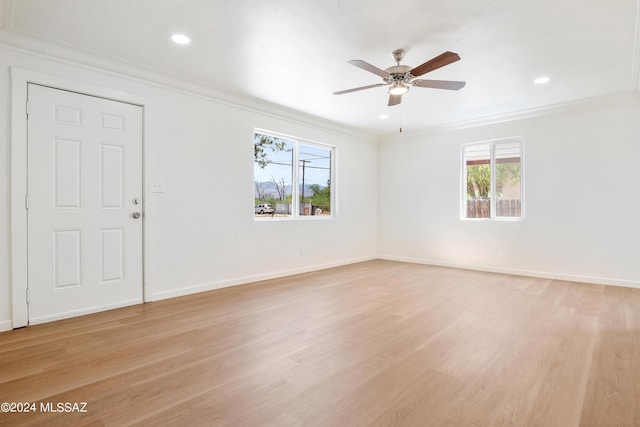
[253,128,336,221]
[460,136,524,221]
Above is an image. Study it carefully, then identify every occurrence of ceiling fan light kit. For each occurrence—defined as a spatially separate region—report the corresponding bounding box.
[334,49,466,107]
[389,82,409,95]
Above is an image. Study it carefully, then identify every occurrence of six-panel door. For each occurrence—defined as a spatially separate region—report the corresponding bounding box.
[27,84,143,324]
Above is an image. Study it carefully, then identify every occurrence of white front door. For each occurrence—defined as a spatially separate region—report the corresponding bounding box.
[27,84,143,324]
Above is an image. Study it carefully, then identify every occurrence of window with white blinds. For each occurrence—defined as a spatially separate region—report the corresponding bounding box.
[462,137,523,220]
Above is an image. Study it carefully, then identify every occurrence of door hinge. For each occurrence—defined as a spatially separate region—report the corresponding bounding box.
[26,288,30,303]
[25,194,29,210]
[26,100,30,117]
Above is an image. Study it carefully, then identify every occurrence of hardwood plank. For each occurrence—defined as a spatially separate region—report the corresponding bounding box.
[1,260,639,426]
[578,286,640,426]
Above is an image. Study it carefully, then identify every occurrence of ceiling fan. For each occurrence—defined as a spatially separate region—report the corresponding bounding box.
[334,49,466,106]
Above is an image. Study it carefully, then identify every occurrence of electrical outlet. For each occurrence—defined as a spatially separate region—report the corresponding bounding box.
[151,180,165,193]
[300,248,304,256]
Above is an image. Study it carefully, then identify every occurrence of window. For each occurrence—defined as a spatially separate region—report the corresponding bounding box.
[462,137,523,220]
[254,130,334,219]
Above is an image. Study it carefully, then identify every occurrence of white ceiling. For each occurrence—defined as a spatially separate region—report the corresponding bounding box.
[2,0,640,135]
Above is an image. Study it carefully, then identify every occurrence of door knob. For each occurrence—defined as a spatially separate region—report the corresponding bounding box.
[132,212,141,219]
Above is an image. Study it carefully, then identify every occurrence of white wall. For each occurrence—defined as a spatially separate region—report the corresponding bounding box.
[0,45,378,330]
[378,100,640,287]
[2,41,639,332]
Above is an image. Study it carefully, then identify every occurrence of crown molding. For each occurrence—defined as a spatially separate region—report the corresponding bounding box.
[446,91,640,130]
[3,22,640,141]
[0,28,374,140]
[378,91,640,141]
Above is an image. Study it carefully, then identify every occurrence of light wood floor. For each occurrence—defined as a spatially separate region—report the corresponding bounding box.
[1,260,639,426]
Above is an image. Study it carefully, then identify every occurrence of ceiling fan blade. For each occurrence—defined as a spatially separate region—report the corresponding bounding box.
[412,79,466,90]
[388,94,402,106]
[333,83,386,95]
[410,51,460,77]
[348,60,391,79]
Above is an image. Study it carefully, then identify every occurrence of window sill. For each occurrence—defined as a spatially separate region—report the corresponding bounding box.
[460,217,524,222]
[254,215,334,222]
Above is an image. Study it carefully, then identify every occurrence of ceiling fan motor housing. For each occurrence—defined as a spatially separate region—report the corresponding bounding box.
[384,64,413,83]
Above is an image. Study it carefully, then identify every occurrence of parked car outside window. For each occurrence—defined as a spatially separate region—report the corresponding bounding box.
[254,204,274,214]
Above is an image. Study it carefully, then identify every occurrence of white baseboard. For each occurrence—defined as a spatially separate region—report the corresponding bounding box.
[151,255,377,301]
[0,320,13,332]
[15,254,631,329]
[378,255,640,289]
[28,298,143,325]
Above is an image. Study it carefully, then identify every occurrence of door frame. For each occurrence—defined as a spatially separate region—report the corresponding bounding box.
[10,67,149,328]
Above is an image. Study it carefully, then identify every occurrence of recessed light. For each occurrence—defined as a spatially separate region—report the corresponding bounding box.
[379,114,389,120]
[534,76,550,85]
[171,34,190,45]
